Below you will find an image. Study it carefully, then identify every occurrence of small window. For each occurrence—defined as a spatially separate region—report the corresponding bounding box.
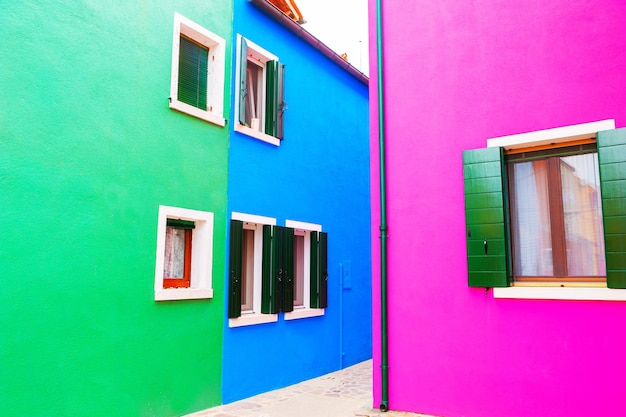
[169,13,226,126]
[507,145,606,282]
[463,120,626,294]
[228,213,278,327]
[154,206,214,301]
[235,35,285,146]
[228,215,327,325]
[284,220,327,320]
[163,219,195,289]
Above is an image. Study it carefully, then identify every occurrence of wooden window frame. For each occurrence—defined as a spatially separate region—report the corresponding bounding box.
[506,141,606,283]
[162,223,193,289]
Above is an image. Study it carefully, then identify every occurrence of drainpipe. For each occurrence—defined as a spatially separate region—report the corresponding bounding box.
[375,0,389,412]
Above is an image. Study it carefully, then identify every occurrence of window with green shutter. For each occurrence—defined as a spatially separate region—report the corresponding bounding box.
[228,215,328,325]
[178,36,208,111]
[169,13,226,126]
[236,36,286,145]
[463,127,626,289]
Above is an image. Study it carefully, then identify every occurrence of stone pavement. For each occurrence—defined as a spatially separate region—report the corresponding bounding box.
[184,360,435,417]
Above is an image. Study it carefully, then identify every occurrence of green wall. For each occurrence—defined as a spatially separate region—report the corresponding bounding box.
[0,1,231,416]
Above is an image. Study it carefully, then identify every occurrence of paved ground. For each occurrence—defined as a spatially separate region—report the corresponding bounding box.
[184,360,434,417]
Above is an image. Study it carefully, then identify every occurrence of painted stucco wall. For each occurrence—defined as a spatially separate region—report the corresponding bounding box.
[369,1,626,417]
[1,2,231,416]
[223,0,371,403]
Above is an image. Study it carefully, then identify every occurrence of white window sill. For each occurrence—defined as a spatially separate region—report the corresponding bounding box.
[284,308,325,321]
[228,312,278,328]
[493,286,626,302]
[155,288,213,301]
[235,123,280,146]
[170,100,226,127]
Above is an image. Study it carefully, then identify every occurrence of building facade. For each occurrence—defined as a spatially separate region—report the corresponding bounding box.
[223,0,372,403]
[369,1,626,417]
[1,1,232,416]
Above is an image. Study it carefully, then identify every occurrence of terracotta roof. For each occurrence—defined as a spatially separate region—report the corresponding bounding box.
[267,0,306,24]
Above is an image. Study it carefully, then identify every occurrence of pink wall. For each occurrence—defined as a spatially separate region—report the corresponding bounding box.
[368,1,626,417]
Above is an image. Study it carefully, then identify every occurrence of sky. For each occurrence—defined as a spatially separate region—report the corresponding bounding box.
[294,0,370,76]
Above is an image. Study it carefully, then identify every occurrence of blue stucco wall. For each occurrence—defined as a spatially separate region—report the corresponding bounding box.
[223,0,372,403]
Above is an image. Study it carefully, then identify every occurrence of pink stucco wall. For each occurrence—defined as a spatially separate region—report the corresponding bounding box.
[368,2,626,417]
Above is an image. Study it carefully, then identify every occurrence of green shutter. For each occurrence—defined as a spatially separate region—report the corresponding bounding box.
[238,38,248,124]
[463,147,511,287]
[178,36,208,110]
[228,220,243,318]
[265,60,278,137]
[271,226,295,312]
[261,225,278,314]
[276,62,285,140]
[597,128,626,288]
[310,231,328,308]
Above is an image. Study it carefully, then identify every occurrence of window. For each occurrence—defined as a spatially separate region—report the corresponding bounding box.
[284,220,327,320]
[507,146,606,281]
[228,214,327,326]
[228,213,278,327]
[235,35,285,146]
[163,219,194,289]
[154,205,214,301]
[169,13,226,126]
[463,120,626,295]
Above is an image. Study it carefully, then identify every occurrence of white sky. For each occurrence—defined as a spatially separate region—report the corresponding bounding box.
[295,0,370,76]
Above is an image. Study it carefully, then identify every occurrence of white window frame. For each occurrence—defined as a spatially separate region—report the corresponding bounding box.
[229,212,278,327]
[487,119,626,301]
[154,205,214,301]
[169,12,226,126]
[284,220,325,320]
[234,34,281,146]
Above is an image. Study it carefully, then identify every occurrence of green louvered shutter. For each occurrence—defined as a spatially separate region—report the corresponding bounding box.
[310,231,328,308]
[265,60,278,137]
[276,62,285,140]
[261,225,278,314]
[273,226,295,312]
[178,36,208,110]
[597,128,626,289]
[238,38,248,124]
[228,220,243,318]
[463,147,511,287]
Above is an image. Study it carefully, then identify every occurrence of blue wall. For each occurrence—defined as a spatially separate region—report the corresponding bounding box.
[222,0,372,403]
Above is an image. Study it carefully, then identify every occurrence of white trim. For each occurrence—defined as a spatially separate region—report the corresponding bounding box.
[494,286,626,302]
[169,13,226,126]
[487,119,615,149]
[232,211,276,225]
[234,123,281,146]
[234,34,281,146]
[285,308,325,320]
[154,205,214,301]
[286,219,323,232]
[229,313,278,328]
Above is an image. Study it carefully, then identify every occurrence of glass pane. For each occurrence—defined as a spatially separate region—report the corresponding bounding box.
[241,229,255,312]
[293,234,305,307]
[560,153,606,276]
[511,160,554,276]
[163,227,186,278]
[245,61,263,129]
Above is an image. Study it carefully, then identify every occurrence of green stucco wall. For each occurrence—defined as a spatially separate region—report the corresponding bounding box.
[0,1,231,416]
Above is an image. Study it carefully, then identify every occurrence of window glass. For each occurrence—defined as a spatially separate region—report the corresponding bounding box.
[294,232,305,307]
[164,227,187,278]
[245,60,263,130]
[560,154,606,276]
[509,151,605,279]
[242,228,255,312]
